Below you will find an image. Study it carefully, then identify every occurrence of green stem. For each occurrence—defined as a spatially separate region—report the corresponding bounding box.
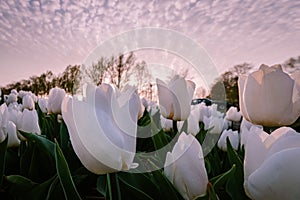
[106,173,121,200]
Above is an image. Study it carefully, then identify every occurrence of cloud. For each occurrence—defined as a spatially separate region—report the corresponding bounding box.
[0,0,299,85]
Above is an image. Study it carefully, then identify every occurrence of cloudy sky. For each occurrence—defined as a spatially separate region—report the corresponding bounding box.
[0,0,299,87]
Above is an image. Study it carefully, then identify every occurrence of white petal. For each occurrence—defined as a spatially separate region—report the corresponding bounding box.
[246,148,300,200]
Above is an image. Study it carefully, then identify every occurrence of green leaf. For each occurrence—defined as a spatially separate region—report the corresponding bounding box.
[0,136,8,186]
[117,172,159,200]
[96,175,107,197]
[210,164,236,192]
[19,132,56,182]
[54,140,81,200]
[151,170,184,200]
[7,175,56,200]
[226,138,249,200]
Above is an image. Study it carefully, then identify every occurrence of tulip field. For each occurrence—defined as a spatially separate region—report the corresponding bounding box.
[0,64,299,200]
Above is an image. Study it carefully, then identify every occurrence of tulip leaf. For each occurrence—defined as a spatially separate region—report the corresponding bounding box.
[19,132,56,182]
[226,138,249,200]
[54,140,81,200]
[210,164,236,192]
[151,170,184,200]
[6,175,56,200]
[0,136,8,186]
[96,175,107,196]
[117,172,159,200]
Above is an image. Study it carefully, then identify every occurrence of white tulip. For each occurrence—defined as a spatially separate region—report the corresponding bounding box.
[164,132,208,200]
[225,106,242,122]
[62,84,140,174]
[38,98,48,113]
[208,104,224,118]
[203,115,224,134]
[240,118,263,147]
[239,64,300,126]
[244,127,300,200]
[6,121,20,147]
[7,93,17,104]
[217,129,239,151]
[178,109,200,136]
[47,87,66,114]
[18,109,41,135]
[156,75,195,121]
[0,103,8,143]
[22,95,35,110]
[198,102,209,122]
[11,89,18,96]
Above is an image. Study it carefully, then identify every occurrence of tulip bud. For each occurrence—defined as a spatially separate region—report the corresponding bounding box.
[47,87,66,114]
[0,103,8,143]
[7,93,17,104]
[239,64,300,126]
[6,121,20,147]
[178,109,200,136]
[38,98,48,113]
[161,116,173,131]
[203,115,224,134]
[225,106,242,122]
[217,129,239,151]
[164,132,208,200]
[22,95,35,110]
[17,109,41,135]
[157,75,195,121]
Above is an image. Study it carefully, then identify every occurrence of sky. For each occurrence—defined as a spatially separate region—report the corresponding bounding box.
[0,0,299,87]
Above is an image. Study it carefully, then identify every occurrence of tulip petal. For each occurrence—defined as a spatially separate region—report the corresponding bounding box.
[156,78,174,119]
[246,147,300,200]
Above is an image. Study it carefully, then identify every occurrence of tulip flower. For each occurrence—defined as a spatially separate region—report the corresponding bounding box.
[225,106,242,122]
[197,102,209,122]
[6,121,20,147]
[244,127,300,200]
[38,98,48,113]
[7,93,17,104]
[203,115,224,134]
[0,103,8,143]
[17,109,41,135]
[47,87,66,114]
[156,75,195,121]
[217,129,239,151]
[62,84,140,174]
[240,118,263,147]
[178,109,200,136]
[238,64,300,126]
[22,95,35,110]
[164,132,208,200]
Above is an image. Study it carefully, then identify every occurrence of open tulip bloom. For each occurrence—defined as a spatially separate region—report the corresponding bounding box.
[244,126,300,200]
[239,64,300,127]
[62,83,140,174]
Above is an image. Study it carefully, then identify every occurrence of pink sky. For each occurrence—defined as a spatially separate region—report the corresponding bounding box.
[0,0,299,87]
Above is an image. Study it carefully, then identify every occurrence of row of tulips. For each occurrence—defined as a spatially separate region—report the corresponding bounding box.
[0,64,299,200]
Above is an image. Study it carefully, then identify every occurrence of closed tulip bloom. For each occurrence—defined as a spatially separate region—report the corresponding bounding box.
[22,95,35,110]
[38,98,48,113]
[239,64,300,126]
[178,109,200,136]
[47,87,66,114]
[217,129,239,151]
[164,132,208,200]
[18,109,41,135]
[6,121,20,147]
[0,103,8,143]
[203,115,224,134]
[62,84,140,174]
[156,75,195,121]
[244,127,300,200]
[240,118,263,147]
[225,106,242,122]
[7,93,17,104]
